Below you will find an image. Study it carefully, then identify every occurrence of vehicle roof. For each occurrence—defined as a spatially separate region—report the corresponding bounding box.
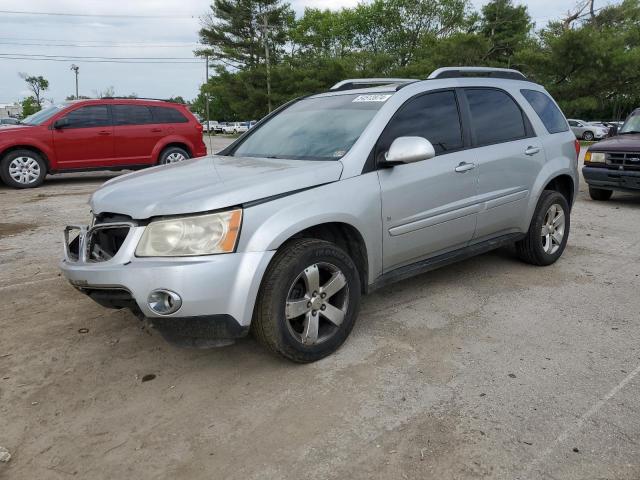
[65,98,185,106]
[309,76,542,100]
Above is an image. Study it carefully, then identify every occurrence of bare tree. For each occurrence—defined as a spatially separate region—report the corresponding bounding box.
[19,73,49,107]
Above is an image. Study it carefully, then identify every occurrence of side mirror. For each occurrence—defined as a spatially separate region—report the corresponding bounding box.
[53,118,70,129]
[382,136,436,166]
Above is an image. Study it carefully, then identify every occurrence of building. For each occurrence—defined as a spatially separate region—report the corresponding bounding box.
[0,103,22,119]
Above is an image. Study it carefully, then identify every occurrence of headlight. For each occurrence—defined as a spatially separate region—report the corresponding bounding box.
[584,152,605,163]
[135,209,242,257]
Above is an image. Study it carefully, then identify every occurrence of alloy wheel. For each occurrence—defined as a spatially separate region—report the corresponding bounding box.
[285,262,349,345]
[541,203,565,254]
[165,152,186,163]
[8,156,41,185]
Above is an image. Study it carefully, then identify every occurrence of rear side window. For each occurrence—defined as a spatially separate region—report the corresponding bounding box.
[151,106,188,124]
[464,89,527,145]
[63,105,111,128]
[113,105,153,125]
[521,90,569,134]
[377,90,463,157]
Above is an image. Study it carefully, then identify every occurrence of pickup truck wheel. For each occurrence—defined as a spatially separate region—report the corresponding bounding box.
[588,186,613,201]
[516,190,570,266]
[252,238,361,363]
[158,146,190,165]
[0,149,47,188]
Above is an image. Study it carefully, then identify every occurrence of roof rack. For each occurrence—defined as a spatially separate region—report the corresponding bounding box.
[428,67,527,81]
[100,96,184,103]
[330,78,419,91]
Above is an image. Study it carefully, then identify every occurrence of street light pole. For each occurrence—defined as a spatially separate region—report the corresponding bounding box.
[205,55,210,131]
[70,64,79,99]
[262,14,272,113]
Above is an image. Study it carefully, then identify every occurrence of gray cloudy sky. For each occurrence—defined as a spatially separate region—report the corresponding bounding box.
[0,0,601,104]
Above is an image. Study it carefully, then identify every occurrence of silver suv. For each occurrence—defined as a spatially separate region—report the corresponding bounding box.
[60,67,579,362]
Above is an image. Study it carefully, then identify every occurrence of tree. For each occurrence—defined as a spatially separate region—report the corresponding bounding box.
[19,74,49,108]
[198,0,294,69]
[21,96,40,117]
[480,0,532,65]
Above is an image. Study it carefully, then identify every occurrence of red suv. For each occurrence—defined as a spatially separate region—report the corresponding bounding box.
[0,98,207,188]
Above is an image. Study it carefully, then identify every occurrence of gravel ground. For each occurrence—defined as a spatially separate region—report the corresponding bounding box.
[1,144,639,480]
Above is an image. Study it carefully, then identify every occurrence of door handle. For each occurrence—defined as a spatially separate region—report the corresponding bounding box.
[455,162,476,173]
[150,128,162,133]
[97,130,111,136]
[525,146,541,156]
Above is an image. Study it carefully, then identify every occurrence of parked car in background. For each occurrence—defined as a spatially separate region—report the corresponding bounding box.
[0,98,206,188]
[60,67,578,362]
[583,108,640,200]
[249,120,258,129]
[202,120,219,133]
[213,122,227,134]
[223,122,250,134]
[567,119,609,141]
[0,118,20,126]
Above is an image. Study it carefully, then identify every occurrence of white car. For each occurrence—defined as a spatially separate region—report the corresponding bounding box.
[223,122,250,134]
[201,121,219,133]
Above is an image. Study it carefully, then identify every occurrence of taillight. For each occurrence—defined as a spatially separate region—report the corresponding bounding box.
[574,139,580,163]
[196,123,203,132]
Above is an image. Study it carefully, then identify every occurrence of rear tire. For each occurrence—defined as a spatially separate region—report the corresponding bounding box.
[251,238,361,363]
[516,190,570,266]
[0,149,47,189]
[158,146,190,165]
[588,186,613,201]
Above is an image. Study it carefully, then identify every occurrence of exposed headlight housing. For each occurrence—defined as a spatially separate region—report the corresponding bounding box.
[135,209,242,257]
[584,152,606,163]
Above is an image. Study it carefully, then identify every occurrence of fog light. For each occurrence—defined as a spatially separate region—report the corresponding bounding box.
[148,289,182,315]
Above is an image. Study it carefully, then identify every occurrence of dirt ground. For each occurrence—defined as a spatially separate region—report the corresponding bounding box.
[1,142,639,480]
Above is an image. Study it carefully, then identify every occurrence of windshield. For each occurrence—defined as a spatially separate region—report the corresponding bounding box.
[21,103,68,126]
[620,112,640,134]
[232,93,390,160]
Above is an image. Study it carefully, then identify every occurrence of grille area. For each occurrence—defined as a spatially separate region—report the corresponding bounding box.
[86,225,131,262]
[606,152,640,171]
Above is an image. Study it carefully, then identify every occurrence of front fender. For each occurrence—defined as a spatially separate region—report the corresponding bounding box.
[238,173,383,285]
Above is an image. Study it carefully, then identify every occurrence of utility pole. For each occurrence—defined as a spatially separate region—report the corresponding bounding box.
[262,14,272,113]
[70,64,79,99]
[205,55,210,131]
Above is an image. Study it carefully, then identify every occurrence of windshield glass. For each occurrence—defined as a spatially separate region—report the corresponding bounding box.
[21,103,68,126]
[620,112,640,134]
[232,93,390,160]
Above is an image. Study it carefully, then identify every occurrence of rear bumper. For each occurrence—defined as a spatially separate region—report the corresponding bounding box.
[582,166,640,191]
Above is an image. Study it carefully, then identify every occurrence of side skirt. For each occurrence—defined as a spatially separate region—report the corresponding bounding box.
[368,232,525,293]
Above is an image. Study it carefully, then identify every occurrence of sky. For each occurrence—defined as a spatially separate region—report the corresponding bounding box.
[0,0,608,105]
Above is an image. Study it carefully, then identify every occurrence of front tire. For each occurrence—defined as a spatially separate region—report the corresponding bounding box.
[158,146,190,165]
[589,186,613,201]
[516,190,570,266]
[0,149,47,188]
[582,131,595,141]
[252,238,361,363]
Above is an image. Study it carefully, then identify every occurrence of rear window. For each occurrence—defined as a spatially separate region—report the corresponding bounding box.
[521,89,569,134]
[113,105,153,125]
[464,88,527,145]
[151,106,188,124]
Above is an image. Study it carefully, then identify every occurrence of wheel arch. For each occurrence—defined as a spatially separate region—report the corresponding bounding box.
[0,145,51,172]
[274,222,369,294]
[153,138,193,163]
[543,174,575,208]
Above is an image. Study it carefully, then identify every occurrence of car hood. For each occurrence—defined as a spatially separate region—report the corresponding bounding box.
[0,124,31,132]
[90,155,344,219]
[589,134,640,152]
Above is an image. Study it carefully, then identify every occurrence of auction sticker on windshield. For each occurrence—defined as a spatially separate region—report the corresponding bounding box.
[352,94,392,103]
